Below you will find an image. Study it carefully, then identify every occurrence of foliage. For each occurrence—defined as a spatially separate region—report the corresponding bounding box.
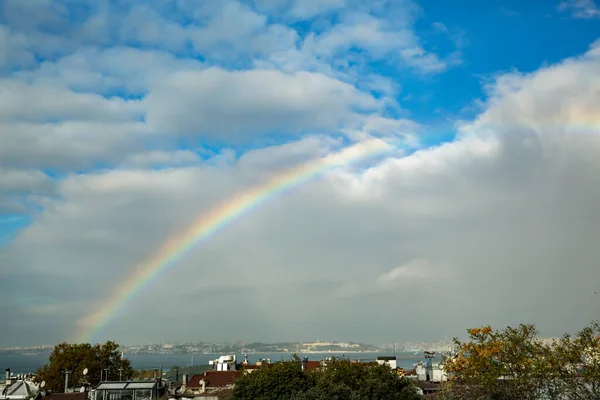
[232,355,419,400]
[232,355,314,400]
[35,341,134,392]
[298,359,420,400]
[543,321,600,399]
[441,321,600,400]
[442,324,546,399]
[132,369,160,380]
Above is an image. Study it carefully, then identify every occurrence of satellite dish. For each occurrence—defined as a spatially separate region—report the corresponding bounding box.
[83,368,88,376]
[40,381,46,388]
[80,387,86,393]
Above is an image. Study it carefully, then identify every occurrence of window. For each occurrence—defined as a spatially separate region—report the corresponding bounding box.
[105,389,134,400]
[135,389,151,400]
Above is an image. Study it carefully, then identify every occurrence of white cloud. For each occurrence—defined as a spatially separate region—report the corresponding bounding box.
[332,259,448,299]
[119,6,189,51]
[288,0,347,19]
[252,1,454,77]
[558,0,600,18]
[2,0,598,347]
[2,41,600,345]
[377,259,445,284]
[342,114,421,144]
[144,67,381,139]
[299,10,449,74]
[0,76,153,170]
[236,135,343,171]
[0,79,143,123]
[16,46,204,95]
[0,120,152,170]
[188,1,267,48]
[0,169,54,215]
[0,25,34,69]
[0,169,52,194]
[121,150,202,169]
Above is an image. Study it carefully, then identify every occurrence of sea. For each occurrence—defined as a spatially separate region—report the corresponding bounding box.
[0,352,428,375]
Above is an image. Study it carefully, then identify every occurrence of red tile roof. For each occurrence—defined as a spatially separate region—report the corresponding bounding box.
[185,371,242,388]
[203,371,242,387]
[305,361,321,371]
[186,373,204,388]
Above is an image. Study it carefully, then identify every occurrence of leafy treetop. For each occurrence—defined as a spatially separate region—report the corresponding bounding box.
[35,341,134,392]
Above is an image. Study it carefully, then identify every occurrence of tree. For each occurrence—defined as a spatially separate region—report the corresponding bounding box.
[232,355,419,400]
[442,324,548,400]
[296,359,421,400]
[441,322,600,400]
[232,355,314,400]
[543,321,600,399]
[35,341,134,392]
[132,369,159,380]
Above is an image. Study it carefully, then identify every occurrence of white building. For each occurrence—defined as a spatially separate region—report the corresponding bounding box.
[2,380,39,400]
[413,359,448,383]
[375,356,397,370]
[208,355,236,371]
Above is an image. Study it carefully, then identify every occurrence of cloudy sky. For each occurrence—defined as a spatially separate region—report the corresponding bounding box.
[1,0,600,347]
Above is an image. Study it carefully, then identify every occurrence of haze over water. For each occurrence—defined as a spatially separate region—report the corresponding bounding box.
[0,352,429,375]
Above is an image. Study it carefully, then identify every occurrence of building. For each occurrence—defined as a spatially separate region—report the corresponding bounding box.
[182,371,242,395]
[376,356,397,370]
[1,380,39,400]
[34,393,86,400]
[93,380,167,400]
[208,356,236,371]
[2,370,39,400]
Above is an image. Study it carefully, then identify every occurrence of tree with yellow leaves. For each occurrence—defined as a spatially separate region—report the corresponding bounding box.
[441,321,600,400]
[442,324,549,400]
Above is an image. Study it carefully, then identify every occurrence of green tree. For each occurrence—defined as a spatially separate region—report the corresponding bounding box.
[35,341,134,392]
[543,321,600,399]
[232,356,419,400]
[233,355,314,400]
[297,359,421,400]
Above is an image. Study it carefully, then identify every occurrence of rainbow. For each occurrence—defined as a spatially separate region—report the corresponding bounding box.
[75,138,393,343]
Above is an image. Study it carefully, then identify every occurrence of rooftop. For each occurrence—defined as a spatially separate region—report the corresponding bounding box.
[95,381,158,390]
[185,371,242,388]
[3,380,38,398]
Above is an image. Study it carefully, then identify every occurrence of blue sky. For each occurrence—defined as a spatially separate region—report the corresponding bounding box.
[1,0,600,346]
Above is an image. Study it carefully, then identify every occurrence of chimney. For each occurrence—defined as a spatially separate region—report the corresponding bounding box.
[175,369,179,383]
[200,379,206,394]
[182,374,187,386]
[244,354,248,364]
[301,357,308,371]
[5,368,10,386]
